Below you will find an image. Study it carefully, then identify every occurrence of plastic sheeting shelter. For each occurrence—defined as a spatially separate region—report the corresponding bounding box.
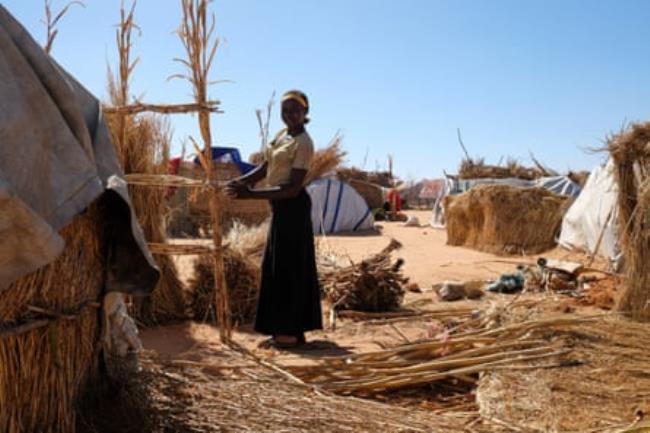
[559,161,620,261]
[307,178,374,234]
[430,176,581,228]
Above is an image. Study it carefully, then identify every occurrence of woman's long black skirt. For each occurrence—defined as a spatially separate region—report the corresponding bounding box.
[254,189,322,336]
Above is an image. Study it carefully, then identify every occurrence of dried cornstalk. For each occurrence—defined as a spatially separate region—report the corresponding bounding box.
[175,0,231,341]
[42,0,85,54]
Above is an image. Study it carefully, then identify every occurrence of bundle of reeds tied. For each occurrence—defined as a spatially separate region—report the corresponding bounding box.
[321,239,408,312]
[189,248,260,324]
[304,133,346,185]
[609,121,650,321]
[0,204,104,433]
[444,184,570,255]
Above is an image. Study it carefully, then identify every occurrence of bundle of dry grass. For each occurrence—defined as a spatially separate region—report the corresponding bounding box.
[337,166,396,188]
[458,157,551,180]
[321,240,408,312]
[104,3,185,324]
[0,204,104,433]
[189,248,260,324]
[444,184,570,255]
[304,132,346,185]
[608,121,650,321]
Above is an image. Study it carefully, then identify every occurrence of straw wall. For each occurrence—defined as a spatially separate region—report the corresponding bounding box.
[610,122,650,321]
[444,184,569,255]
[0,203,104,433]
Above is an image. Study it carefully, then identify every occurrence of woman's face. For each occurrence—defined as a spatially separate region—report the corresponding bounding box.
[281,99,307,129]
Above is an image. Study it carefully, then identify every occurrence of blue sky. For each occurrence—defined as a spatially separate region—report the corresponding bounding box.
[5,1,650,180]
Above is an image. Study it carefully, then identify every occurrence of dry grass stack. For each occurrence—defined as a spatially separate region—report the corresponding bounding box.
[348,179,384,209]
[321,239,408,312]
[189,248,261,324]
[0,205,104,433]
[189,221,267,323]
[444,184,570,255]
[105,3,185,324]
[458,157,550,180]
[609,121,650,321]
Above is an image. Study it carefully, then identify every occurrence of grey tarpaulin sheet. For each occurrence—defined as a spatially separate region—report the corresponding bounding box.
[0,5,159,293]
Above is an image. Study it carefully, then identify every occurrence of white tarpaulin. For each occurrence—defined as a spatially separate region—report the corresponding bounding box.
[307,178,374,234]
[559,161,620,260]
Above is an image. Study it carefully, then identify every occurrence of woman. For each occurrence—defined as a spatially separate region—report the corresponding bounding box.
[225,90,322,348]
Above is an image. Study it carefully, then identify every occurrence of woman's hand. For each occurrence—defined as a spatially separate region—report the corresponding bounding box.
[225,180,252,199]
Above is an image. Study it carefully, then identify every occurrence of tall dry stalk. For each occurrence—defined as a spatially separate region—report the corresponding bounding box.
[255,91,276,152]
[174,0,231,341]
[42,0,85,54]
[106,0,185,324]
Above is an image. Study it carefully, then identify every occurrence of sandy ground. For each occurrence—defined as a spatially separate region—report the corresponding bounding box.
[142,210,607,366]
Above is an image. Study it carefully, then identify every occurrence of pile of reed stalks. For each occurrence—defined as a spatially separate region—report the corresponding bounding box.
[289,303,587,397]
[609,121,650,321]
[320,239,408,312]
[458,157,552,180]
[444,184,570,255]
[0,203,104,433]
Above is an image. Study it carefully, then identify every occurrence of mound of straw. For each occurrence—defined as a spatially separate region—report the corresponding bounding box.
[189,248,261,324]
[609,121,650,321]
[321,239,408,312]
[444,184,570,255]
[458,157,552,180]
[337,166,396,188]
[348,178,384,209]
[0,203,104,433]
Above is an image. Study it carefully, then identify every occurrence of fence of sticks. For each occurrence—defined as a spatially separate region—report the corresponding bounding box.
[609,121,650,321]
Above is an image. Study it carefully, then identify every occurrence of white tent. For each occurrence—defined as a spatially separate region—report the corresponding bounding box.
[307,178,374,234]
[559,161,620,261]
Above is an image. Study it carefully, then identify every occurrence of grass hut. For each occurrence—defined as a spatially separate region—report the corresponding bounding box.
[609,121,650,320]
[444,184,570,255]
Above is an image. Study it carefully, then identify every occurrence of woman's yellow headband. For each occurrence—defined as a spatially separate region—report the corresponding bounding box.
[282,93,308,109]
